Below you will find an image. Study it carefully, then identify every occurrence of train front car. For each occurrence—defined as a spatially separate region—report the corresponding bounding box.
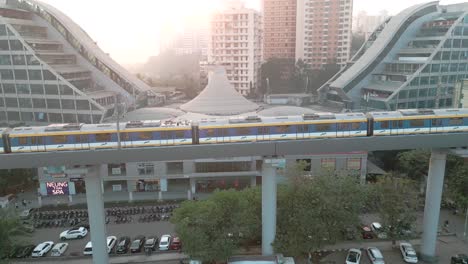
[369,108,468,136]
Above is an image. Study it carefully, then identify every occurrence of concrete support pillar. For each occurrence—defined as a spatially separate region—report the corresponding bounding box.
[68,195,73,204]
[250,176,257,187]
[37,196,42,207]
[421,150,447,262]
[187,189,192,200]
[85,165,109,264]
[262,162,277,256]
[158,191,162,201]
[160,178,168,192]
[128,191,133,202]
[190,178,196,194]
[360,156,368,185]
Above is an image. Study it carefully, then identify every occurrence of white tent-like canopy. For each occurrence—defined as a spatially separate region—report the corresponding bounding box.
[180,66,259,115]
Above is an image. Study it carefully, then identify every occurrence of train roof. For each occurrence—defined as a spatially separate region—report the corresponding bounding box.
[369,108,468,119]
[198,112,367,127]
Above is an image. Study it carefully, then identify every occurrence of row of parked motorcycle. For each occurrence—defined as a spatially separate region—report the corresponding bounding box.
[30,204,179,229]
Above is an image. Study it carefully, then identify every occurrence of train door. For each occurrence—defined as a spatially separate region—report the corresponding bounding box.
[390,120,403,135]
[257,126,270,141]
[336,123,350,138]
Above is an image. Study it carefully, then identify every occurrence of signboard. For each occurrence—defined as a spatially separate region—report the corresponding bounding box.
[112,168,121,175]
[46,182,69,195]
[264,159,286,169]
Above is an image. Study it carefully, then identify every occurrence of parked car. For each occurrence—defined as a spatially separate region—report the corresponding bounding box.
[50,243,68,257]
[400,242,418,263]
[366,247,385,264]
[346,248,361,264]
[115,236,131,254]
[107,236,117,253]
[371,222,387,239]
[31,241,54,257]
[130,235,146,253]
[362,226,374,239]
[144,236,159,251]
[159,234,172,251]
[60,227,88,240]
[170,236,182,250]
[12,245,34,258]
[83,236,116,255]
[451,254,468,264]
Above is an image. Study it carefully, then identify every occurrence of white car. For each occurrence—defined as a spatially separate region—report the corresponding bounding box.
[83,236,117,255]
[346,248,361,264]
[31,241,54,257]
[366,247,385,264]
[60,227,88,240]
[159,234,172,250]
[371,222,387,239]
[51,242,68,257]
[400,242,418,263]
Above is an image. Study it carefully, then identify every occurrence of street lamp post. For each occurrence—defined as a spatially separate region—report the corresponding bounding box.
[464,206,468,241]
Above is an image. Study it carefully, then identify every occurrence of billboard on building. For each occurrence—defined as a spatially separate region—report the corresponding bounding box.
[46,182,69,195]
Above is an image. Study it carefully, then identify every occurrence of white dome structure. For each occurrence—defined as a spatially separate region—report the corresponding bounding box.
[179,66,259,115]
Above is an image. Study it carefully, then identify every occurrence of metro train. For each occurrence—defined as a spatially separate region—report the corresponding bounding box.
[1,108,468,154]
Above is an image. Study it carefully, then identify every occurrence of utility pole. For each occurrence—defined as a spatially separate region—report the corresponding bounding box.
[114,96,122,149]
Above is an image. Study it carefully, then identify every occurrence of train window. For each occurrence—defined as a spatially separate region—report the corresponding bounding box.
[237,127,251,135]
[410,119,425,127]
[379,121,389,129]
[18,137,28,145]
[449,117,463,126]
[297,125,308,133]
[276,125,290,133]
[31,136,43,145]
[337,123,350,130]
[138,132,153,140]
[174,130,185,139]
[52,135,67,144]
[316,124,331,132]
[120,133,130,141]
[431,119,443,126]
[258,126,269,134]
[205,129,215,137]
[351,123,361,130]
[220,128,230,137]
[160,131,171,139]
[75,134,88,143]
[95,133,111,142]
[392,120,403,128]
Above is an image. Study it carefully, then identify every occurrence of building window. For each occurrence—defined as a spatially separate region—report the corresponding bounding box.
[321,158,335,169]
[137,163,154,175]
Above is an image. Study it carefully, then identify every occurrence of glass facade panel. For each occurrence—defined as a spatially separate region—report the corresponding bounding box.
[18,98,32,108]
[32,98,46,108]
[14,69,27,80]
[59,85,74,95]
[399,90,408,99]
[46,99,60,109]
[61,99,75,109]
[5,98,18,107]
[28,70,42,80]
[9,40,23,50]
[16,84,30,94]
[0,69,14,79]
[43,70,56,80]
[44,84,58,95]
[0,25,6,36]
[12,55,25,65]
[3,84,15,94]
[7,111,20,121]
[0,40,9,50]
[76,100,90,110]
[30,84,44,94]
[0,55,11,65]
[49,113,62,122]
[409,89,418,98]
[63,113,77,123]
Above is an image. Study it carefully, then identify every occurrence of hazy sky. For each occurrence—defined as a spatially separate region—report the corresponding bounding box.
[39,0,466,65]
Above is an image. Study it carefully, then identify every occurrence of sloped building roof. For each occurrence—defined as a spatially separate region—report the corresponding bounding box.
[180,66,259,115]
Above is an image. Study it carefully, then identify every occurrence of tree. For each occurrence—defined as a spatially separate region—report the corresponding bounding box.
[371,175,419,246]
[0,208,30,260]
[171,188,261,263]
[273,166,365,256]
[446,165,468,211]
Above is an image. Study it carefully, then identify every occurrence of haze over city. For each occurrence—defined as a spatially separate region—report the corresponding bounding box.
[39,0,468,65]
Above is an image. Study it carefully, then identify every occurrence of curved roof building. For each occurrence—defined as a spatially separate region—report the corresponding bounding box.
[319,1,468,111]
[179,66,259,115]
[0,0,152,125]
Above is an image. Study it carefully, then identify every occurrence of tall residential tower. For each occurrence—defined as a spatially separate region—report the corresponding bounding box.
[295,0,353,69]
[207,1,263,96]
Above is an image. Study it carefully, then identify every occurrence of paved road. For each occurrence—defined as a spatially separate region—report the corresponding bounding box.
[12,252,186,263]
